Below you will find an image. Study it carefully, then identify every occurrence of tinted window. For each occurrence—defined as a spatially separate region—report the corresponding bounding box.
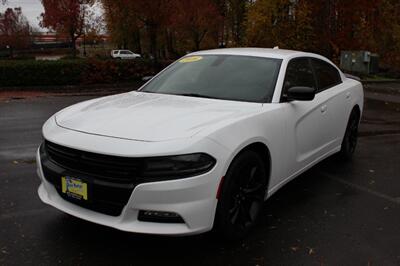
[141,55,282,103]
[282,58,316,98]
[311,59,342,91]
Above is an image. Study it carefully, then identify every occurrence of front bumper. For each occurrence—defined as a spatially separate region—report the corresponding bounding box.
[36,147,223,236]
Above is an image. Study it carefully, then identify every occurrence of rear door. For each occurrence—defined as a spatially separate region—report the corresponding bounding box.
[310,58,350,148]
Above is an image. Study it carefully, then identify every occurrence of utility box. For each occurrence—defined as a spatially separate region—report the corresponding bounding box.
[340,51,379,74]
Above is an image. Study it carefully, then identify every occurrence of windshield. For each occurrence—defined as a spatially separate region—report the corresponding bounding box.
[141,55,282,103]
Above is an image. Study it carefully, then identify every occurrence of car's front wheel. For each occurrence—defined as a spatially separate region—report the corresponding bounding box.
[215,150,267,240]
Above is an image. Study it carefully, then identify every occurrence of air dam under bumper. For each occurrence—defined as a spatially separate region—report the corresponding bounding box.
[36,148,220,236]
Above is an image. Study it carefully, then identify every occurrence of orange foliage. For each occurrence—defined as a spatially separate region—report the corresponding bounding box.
[0,7,31,51]
[40,0,94,56]
[99,0,400,71]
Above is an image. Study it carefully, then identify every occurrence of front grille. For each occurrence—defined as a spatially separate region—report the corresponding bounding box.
[40,141,143,216]
[44,141,144,183]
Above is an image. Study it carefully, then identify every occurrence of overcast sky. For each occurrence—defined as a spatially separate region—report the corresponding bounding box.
[1,0,103,32]
[1,0,43,30]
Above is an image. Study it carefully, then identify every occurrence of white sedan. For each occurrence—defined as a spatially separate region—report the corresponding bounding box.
[37,48,363,239]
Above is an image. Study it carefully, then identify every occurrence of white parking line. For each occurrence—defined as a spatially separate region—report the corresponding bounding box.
[322,173,400,205]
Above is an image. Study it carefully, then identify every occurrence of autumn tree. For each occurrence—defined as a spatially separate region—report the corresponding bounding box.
[0,7,31,55]
[375,0,400,71]
[135,0,176,60]
[172,0,222,51]
[210,0,226,47]
[209,0,250,47]
[40,0,95,57]
[99,0,400,72]
[306,0,381,60]
[227,0,249,46]
[101,0,141,52]
[246,0,315,50]
[285,0,315,51]
[102,0,224,58]
[82,4,105,48]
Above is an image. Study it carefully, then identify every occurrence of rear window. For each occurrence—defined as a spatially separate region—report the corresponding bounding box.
[311,59,342,92]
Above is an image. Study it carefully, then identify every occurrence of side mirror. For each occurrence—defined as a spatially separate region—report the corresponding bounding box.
[287,86,315,101]
[142,76,154,82]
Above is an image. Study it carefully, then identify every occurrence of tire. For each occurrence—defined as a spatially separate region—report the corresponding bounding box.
[339,109,360,160]
[215,150,268,240]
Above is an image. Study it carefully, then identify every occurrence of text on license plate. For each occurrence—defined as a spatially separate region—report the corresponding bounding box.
[61,176,88,200]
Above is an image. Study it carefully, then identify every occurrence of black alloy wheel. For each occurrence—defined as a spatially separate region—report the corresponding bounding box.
[215,150,267,240]
[339,109,360,160]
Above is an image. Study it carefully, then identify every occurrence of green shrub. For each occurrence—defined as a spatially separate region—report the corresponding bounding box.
[0,60,84,86]
[0,59,172,87]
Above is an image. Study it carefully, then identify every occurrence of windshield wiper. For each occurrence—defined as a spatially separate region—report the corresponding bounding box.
[174,93,218,99]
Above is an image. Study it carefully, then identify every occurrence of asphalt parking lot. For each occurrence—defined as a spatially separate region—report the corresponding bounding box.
[0,90,399,265]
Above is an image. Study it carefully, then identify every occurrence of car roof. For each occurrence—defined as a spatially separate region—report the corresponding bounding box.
[190,47,319,60]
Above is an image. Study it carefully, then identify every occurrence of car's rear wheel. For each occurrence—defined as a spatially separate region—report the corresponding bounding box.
[339,108,360,160]
[215,150,267,240]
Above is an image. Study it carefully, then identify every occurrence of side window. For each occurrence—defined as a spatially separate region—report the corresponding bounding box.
[311,59,342,92]
[282,58,316,99]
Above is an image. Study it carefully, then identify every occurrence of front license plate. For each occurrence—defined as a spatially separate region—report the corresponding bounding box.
[61,176,88,201]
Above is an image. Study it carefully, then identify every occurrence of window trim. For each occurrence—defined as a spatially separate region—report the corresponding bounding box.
[310,58,343,93]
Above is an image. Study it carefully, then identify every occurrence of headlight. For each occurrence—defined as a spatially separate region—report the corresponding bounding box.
[140,153,216,181]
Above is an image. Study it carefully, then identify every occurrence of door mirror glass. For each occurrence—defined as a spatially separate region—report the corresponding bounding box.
[287,86,315,101]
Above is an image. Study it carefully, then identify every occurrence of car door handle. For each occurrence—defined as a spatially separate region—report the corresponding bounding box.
[346,92,351,99]
[321,105,327,113]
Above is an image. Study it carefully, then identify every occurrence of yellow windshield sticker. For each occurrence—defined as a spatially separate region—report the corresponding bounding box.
[179,56,203,63]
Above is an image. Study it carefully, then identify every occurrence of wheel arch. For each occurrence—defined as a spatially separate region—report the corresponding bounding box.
[224,141,272,191]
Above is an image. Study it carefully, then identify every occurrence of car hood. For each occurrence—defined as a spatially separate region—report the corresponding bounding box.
[55,91,263,142]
